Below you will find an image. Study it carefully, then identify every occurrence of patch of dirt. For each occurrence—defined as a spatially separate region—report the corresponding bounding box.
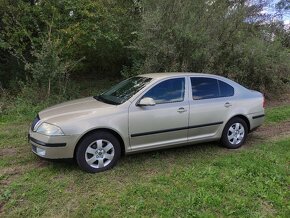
[0,148,18,157]
[0,161,49,188]
[244,120,290,148]
[259,199,276,217]
[266,93,290,108]
[254,121,290,139]
[0,166,24,177]
[35,159,49,168]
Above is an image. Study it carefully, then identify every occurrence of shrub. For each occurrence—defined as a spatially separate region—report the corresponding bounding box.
[129,0,290,95]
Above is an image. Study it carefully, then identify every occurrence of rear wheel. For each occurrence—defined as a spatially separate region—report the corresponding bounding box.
[221,118,248,149]
[76,131,121,173]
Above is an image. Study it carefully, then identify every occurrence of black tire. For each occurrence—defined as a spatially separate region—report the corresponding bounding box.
[76,131,121,173]
[221,117,248,149]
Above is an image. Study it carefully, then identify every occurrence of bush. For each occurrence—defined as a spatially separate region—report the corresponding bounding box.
[25,36,82,97]
[0,81,83,124]
[129,0,290,95]
[0,0,289,97]
[0,76,118,124]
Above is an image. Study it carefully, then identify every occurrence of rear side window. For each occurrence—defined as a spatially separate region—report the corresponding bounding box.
[191,77,219,100]
[218,80,234,97]
[143,78,185,104]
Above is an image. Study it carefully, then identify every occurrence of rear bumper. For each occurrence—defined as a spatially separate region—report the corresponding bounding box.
[28,130,79,159]
[248,112,265,131]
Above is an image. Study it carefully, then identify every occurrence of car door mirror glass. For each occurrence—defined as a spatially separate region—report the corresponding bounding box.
[138,97,156,106]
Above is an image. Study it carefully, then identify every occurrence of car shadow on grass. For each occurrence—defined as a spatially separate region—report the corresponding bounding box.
[40,141,228,173]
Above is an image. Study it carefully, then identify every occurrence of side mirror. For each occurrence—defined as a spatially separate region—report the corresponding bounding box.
[138,97,156,106]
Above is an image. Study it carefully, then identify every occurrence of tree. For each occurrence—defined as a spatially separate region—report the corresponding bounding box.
[128,0,290,94]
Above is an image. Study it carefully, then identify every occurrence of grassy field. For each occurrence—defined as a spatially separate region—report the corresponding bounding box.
[0,101,290,217]
[265,105,290,124]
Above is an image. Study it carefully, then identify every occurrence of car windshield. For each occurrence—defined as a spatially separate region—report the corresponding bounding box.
[95,76,152,105]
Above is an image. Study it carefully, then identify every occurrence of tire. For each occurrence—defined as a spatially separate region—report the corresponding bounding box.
[221,117,248,149]
[76,131,121,173]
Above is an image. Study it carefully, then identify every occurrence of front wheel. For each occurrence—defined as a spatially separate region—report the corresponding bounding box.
[221,118,248,149]
[76,131,121,173]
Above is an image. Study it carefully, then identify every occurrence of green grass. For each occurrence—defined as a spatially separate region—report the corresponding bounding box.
[0,79,117,125]
[0,94,289,217]
[266,105,290,123]
[0,118,289,217]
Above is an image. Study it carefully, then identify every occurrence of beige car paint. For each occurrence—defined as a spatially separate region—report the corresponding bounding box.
[29,73,265,159]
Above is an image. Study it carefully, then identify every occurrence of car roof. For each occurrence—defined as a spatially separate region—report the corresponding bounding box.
[140,72,226,80]
[140,72,248,92]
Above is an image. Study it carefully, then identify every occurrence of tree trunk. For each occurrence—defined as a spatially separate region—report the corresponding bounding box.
[47,79,51,97]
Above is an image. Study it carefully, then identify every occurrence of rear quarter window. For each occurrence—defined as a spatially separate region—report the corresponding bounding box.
[218,80,234,97]
[190,77,235,100]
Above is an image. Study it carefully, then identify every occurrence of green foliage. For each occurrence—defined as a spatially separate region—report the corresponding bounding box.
[25,36,82,96]
[131,0,290,95]
[0,0,290,98]
[0,78,116,124]
[0,85,63,124]
[0,0,139,87]
[221,37,290,94]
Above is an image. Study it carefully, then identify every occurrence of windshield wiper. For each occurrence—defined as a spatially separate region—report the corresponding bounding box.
[94,95,120,105]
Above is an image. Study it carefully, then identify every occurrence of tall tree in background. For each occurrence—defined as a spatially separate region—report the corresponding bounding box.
[0,0,140,89]
[129,0,290,94]
[0,0,289,95]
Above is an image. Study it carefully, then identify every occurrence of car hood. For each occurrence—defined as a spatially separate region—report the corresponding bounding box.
[39,97,116,123]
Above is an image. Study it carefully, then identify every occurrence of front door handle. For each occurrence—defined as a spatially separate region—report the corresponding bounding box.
[224,102,232,108]
[177,107,187,113]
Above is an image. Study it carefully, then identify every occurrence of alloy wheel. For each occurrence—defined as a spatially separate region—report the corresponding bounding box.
[85,139,115,168]
[227,123,245,145]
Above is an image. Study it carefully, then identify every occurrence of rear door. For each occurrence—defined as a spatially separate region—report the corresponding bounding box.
[188,77,235,140]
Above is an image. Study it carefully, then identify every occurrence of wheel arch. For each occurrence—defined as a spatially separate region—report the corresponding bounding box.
[74,128,126,158]
[227,114,251,132]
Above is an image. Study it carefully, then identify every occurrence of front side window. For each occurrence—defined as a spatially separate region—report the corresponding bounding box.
[143,78,185,104]
[191,77,219,100]
[96,76,152,105]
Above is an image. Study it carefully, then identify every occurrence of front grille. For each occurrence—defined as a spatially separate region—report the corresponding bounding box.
[31,115,40,131]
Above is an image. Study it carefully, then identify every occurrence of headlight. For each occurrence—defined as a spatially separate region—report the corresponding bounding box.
[36,122,64,136]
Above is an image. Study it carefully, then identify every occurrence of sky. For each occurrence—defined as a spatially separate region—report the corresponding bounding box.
[260,0,290,25]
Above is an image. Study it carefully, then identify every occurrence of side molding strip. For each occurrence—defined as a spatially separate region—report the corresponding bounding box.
[252,114,265,119]
[29,135,66,147]
[131,121,223,137]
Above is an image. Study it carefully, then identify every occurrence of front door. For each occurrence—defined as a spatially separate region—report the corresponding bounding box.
[128,77,189,151]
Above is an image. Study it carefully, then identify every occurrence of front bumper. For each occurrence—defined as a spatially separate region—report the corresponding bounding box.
[28,130,79,159]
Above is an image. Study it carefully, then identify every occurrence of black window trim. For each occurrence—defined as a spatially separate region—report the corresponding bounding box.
[217,79,222,98]
[190,76,235,100]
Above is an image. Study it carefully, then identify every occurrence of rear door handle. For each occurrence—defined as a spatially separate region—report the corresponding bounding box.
[224,102,232,108]
[177,107,187,113]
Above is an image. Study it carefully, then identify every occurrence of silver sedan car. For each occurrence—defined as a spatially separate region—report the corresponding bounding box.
[28,73,265,173]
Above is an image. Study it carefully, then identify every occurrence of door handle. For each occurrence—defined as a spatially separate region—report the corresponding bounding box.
[224,102,232,108]
[177,107,187,113]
